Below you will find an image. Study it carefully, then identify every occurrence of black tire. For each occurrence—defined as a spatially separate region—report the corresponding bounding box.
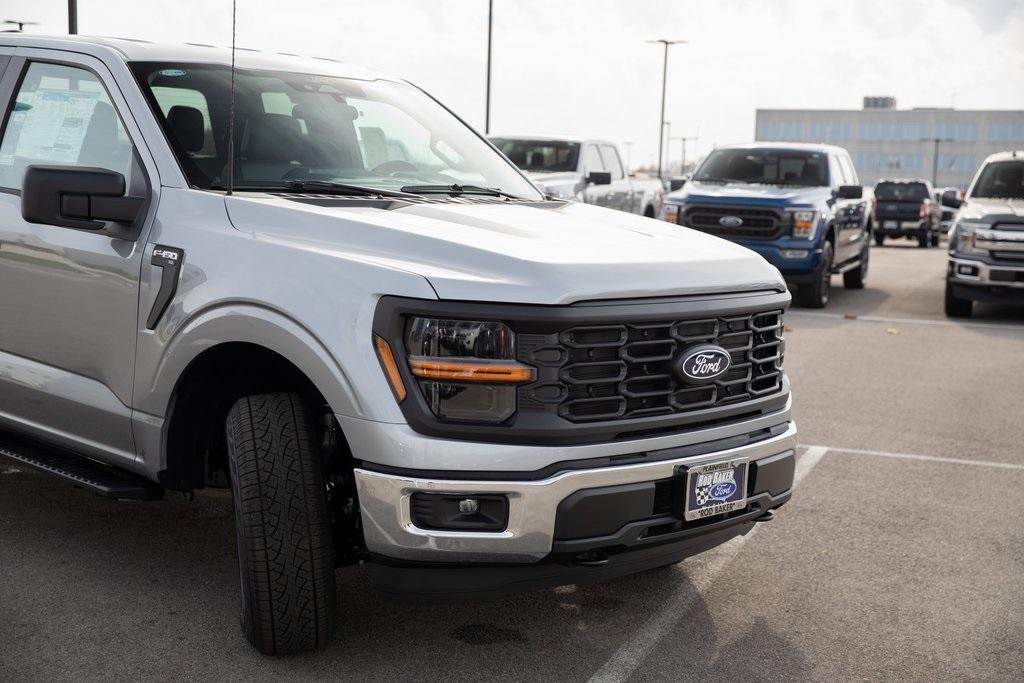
[874,232,884,246]
[944,280,972,318]
[797,241,833,308]
[930,232,940,247]
[843,241,869,289]
[226,392,336,655]
[918,229,929,248]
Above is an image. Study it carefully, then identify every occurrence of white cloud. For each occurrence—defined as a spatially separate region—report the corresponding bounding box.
[4,0,1024,168]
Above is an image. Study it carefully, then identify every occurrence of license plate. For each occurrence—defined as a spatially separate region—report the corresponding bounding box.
[684,458,748,521]
[884,220,898,229]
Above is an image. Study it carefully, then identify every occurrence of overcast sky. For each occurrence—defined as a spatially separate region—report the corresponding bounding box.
[5,0,1024,168]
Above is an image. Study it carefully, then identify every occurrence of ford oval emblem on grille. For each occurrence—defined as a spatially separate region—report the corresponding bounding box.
[719,215,743,228]
[675,344,731,384]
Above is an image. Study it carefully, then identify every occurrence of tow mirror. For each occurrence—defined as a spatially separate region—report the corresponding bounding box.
[22,165,145,233]
[836,185,863,199]
[585,171,612,186]
[941,189,963,209]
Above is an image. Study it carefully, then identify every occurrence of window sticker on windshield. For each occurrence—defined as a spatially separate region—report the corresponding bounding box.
[158,69,187,77]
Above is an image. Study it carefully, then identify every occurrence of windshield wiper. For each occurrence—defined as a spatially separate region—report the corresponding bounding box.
[400,183,521,199]
[281,180,421,199]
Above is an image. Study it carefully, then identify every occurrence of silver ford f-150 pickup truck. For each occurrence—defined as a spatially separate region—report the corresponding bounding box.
[489,135,666,217]
[0,35,796,655]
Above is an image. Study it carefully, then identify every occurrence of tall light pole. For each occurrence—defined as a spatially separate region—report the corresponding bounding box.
[672,135,695,174]
[922,136,955,187]
[647,39,686,180]
[485,0,493,133]
[68,0,77,34]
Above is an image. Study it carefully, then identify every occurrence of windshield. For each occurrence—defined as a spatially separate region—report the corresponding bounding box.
[874,182,929,201]
[694,148,829,186]
[130,63,542,199]
[489,138,580,173]
[970,161,1024,199]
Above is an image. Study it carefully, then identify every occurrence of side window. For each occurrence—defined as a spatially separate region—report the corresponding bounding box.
[842,155,860,186]
[0,61,133,191]
[600,144,624,179]
[582,145,605,174]
[830,155,848,186]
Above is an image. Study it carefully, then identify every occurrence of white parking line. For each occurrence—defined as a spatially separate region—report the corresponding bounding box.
[587,446,828,683]
[801,444,1024,471]
[787,310,1024,333]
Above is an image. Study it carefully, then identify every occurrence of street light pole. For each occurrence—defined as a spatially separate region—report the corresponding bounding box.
[485,0,493,133]
[68,0,77,34]
[647,39,686,180]
[672,135,695,174]
[922,137,955,187]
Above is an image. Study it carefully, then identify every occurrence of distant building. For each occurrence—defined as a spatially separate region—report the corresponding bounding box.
[755,97,1024,189]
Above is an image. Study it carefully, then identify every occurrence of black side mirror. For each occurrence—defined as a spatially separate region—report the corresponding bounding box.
[586,171,612,186]
[669,177,687,192]
[836,185,863,199]
[22,165,145,233]
[941,189,963,209]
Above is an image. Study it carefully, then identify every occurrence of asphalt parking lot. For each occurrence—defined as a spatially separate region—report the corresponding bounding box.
[2,244,1023,682]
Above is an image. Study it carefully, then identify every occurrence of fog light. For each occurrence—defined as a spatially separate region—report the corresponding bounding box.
[780,249,810,259]
[957,264,979,276]
[410,493,509,531]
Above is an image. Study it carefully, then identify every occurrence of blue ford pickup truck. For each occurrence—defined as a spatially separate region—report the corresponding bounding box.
[662,143,871,307]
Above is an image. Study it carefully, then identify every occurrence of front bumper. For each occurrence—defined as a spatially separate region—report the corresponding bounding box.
[354,420,796,566]
[948,255,1024,300]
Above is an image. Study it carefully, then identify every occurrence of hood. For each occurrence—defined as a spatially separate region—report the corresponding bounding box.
[669,180,833,208]
[523,171,583,200]
[960,197,1024,223]
[225,195,785,305]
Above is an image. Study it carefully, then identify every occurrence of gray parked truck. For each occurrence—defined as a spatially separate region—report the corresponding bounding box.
[489,135,666,217]
[0,36,797,655]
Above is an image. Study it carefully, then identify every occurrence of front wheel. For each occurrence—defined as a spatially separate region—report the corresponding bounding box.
[874,232,885,246]
[797,241,833,308]
[918,228,929,248]
[930,232,940,247]
[944,280,972,318]
[226,392,337,655]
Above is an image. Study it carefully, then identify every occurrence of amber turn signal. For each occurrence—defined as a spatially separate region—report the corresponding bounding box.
[373,335,407,402]
[408,358,535,384]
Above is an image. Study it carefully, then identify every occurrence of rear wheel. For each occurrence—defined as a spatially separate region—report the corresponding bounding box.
[944,280,972,318]
[874,232,885,246]
[918,228,929,248]
[226,392,336,655]
[930,232,940,247]
[843,240,869,289]
[797,241,833,308]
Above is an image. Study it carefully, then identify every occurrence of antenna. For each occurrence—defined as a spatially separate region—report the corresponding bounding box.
[226,0,237,195]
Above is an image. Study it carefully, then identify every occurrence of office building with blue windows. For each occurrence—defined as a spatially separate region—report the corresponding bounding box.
[755,97,1024,189]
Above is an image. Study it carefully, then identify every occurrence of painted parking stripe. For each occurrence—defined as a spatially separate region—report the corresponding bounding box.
[801,444,1024,471]
[588,446,829,683]
[787,310,1024,334]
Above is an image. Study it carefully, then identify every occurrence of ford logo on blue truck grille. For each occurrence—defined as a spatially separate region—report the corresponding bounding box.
[719,215,743,228]
[675,344,731,384]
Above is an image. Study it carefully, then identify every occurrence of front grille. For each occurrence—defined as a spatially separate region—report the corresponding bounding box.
[518,309,785,423]
[682,205,785,240]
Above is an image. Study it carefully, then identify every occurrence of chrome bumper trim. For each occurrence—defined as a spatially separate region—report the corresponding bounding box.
[354,421,797,563]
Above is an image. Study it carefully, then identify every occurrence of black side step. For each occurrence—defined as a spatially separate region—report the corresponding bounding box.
[0,430,164,501]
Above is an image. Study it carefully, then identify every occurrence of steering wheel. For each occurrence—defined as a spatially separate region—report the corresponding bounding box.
[371,160,418,176]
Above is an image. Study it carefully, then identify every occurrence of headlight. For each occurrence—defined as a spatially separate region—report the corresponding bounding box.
[662,204,680,224]
[788,210,819,240]
[953,221,987,256]
[397,318,534,423]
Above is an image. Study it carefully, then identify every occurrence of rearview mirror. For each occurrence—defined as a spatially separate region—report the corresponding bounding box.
[669,177,687,192]
[22,165,145,235]
[586,171,612,186]
[836,185,863,199]
[941,189,963,209]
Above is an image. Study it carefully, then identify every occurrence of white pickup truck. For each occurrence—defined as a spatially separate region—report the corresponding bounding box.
[0,34,795,656]
[489,135,666,217]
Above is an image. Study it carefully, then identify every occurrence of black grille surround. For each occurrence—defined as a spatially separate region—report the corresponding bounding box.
[681,204,786,240]
[372,291,791,446]
[520,310,784,423]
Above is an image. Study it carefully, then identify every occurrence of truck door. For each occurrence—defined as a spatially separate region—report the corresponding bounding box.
[600,144,633,213]
[581,143,613,207]
[0,54,153,468]
[832,153,865,263]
